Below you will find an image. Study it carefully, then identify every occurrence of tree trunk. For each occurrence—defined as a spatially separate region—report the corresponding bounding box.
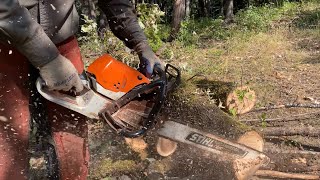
[185,0,191,19]
[168,0,186,41]
[132,0,137,9]
[223,0,234,24]
[204,0,211,17]
[198,0,207,17]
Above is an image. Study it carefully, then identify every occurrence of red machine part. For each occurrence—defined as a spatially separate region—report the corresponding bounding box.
[87,54,150,93]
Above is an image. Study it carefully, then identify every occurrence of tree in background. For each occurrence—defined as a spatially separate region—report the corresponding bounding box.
[223,0,234,24]
[186,0,191,19]
[168,0,186,41]
[75,0,300,42]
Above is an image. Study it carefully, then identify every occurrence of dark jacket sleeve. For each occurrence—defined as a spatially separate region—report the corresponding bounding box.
[0,0,59,68]
[97,0,148,50]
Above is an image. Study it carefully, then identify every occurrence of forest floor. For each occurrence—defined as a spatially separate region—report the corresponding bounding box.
[82,2,320,180]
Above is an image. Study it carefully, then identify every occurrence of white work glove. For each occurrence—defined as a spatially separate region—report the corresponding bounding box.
[39,54,84,92]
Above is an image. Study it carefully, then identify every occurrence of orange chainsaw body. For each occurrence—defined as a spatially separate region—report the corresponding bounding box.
[87,54,150,93]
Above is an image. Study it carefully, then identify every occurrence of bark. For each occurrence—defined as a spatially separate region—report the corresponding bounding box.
[255,170,320,179]
[223,0,234,24]
[168,0,186,41]
[163,97,252,142]
[262,145,320,173]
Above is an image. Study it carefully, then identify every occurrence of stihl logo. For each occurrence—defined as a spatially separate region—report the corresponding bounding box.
[186,132,247,157]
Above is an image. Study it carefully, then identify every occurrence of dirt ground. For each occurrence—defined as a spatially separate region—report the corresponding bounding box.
[87,95,320,180]
[24,4,320,179]
[28,41,320,179]
[87,12,320,179]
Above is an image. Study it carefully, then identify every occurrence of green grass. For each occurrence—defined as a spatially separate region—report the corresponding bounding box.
[83,1,320,178]
[172,1,318,47]
[166,0,320,107]
[79,0,320,108]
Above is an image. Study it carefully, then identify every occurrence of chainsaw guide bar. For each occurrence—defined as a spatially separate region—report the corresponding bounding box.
[158,121,269,161]
[157,121,270,179]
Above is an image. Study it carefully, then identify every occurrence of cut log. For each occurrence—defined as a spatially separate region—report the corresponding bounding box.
[156,137,178,157]
[255,170,320,179]
[226,86,256,115]
[153,95,266,179]
[258,126,320,137]
[262,145,320,173]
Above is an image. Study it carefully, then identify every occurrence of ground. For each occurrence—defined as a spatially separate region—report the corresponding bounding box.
[81,2,320,179]
[23,2,320,179]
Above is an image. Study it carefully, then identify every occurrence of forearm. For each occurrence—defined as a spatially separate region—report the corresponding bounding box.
[0,0,59,68]
[97,0,148,50]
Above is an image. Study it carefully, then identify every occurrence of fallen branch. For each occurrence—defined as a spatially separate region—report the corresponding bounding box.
[263,165,320,173]
[304,97,320,104]
[255,170,320,179]
[240,111,320,122]
[249,103,320,113]
[187,73,208,81]
[265,137,320,152]
[258,126,320,137]
[264,147,320,156]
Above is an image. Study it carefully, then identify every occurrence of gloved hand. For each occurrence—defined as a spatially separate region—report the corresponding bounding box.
[135,42,165,78]
[39,54,84,92]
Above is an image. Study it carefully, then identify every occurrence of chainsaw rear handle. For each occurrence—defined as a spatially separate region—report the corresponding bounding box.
[101,64,180,138]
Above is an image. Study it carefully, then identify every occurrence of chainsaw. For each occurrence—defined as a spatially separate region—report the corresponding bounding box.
[36,54,181,138]
[37,54,269,178]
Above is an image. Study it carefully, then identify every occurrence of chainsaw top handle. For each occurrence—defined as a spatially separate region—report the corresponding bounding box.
[101,64,181,138]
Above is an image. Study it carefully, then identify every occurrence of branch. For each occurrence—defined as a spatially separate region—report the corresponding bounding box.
[240,111,320,122]
[187,73,208,81]
[258,126,320,137]
[255,170,320,179]
[251,103,320,112]
[264,147,320,156]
